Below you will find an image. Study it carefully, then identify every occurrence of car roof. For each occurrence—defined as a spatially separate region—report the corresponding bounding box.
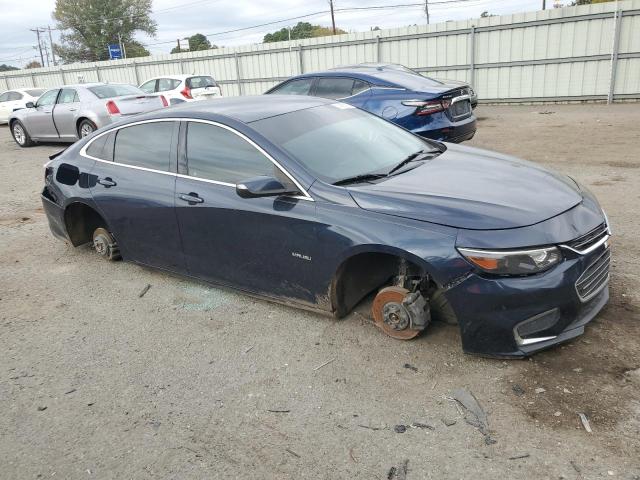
[289,64,458,92]
[141,74,215,82]
[135,95,336,124]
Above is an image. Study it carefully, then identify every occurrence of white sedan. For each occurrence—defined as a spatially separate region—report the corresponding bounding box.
[138,74,222,105]
[0,88,46,124]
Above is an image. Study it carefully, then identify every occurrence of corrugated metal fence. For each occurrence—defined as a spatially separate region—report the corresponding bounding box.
[2,0,639,103]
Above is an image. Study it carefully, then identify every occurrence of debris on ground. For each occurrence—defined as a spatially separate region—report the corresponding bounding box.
[534,387,546,394]
[508,453,530,460]
[538,110,555,115]
[267,408,290,413]
[244,345,254,354]
[442,418,456,427]
[410,422,434,430]
[313,358,335,371]
[570,460,582,473]
[64,388,76,395]
[450,388,494,443]
[403,363,418,372]
[37,406,47,411]
[578,413,592,433]
[138,284,152,298]
[285,448,300,458]
[358,424,383,431]
[512,384,525,396]
[393,425,407,433]
[388,459,409,480]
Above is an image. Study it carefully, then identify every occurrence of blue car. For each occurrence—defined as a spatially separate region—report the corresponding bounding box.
[41,96,610,357]
[265,63,476,143]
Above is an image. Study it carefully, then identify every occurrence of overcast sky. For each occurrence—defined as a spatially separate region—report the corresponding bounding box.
[0,0,554,67]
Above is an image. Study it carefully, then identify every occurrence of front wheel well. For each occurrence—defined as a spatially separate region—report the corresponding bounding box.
[63,202,107,247]
[330,252,431,317]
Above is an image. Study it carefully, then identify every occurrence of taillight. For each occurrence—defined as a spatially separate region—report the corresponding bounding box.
[402,99,449,116]
[106,100,120,115]
[160,95,168,107]
[180,87,192,99]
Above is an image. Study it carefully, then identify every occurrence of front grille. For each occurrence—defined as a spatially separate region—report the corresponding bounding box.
[575,248,611,301]
[566,222,608,253]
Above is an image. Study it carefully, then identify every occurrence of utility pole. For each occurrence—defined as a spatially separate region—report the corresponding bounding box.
[118,33,125,59]
[42,41,50,67]
[329,0,336,34]
[425,0,430,24]
[542,0,546,9]
[30,28,45,66]
[48,26,57,66]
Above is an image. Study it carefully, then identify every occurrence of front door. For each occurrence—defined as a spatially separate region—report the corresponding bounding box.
[29,89,60,139]
[175,121,318,303]
[88,120,185,272]
[53,88,80,140]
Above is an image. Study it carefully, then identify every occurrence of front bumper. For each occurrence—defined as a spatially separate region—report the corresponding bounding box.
[444,242,610,357]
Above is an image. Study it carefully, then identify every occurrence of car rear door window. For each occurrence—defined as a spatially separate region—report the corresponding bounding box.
[114,122,175,172]
[8,92,23,101]
[185,122,275,184]
[140,80,157,93]
[158,78,180,91]
[57,89,78,104]
[0,93,9,102]
[270,78,314,95]
[314,78,357,99]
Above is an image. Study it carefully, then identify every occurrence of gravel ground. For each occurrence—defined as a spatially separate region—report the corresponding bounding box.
[1,104,639,479]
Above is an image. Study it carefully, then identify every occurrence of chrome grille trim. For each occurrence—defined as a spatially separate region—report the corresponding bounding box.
[561,222,609,254]
[575,248,611,302]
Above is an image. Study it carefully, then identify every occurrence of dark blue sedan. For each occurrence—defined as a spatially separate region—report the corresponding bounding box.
[265,63,476,143]
[41,96,610,357]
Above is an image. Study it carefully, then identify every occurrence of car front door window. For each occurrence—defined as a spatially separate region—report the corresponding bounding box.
[271,78,314,96]
[185,122,277,184]
[36,90,59,107]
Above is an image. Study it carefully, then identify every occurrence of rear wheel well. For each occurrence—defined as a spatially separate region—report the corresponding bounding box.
[64,203,107,247]
[76,117,94,135]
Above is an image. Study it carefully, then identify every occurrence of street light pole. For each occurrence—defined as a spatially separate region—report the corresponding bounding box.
[48,25,57,66]
[329,0,336,34]
[425,0,430,24]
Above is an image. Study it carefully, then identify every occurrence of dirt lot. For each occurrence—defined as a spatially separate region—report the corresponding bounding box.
[1,104,639,479]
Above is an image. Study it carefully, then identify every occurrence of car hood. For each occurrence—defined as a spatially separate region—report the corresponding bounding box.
[347,143,583,230]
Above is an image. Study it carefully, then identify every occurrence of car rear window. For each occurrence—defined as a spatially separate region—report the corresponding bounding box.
[89,84,145,99]
[187,76,217,88]
[114,122,175,171]
[25,89,45,97]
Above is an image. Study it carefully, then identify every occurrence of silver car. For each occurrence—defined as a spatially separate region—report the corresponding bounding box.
[8,83,167,147]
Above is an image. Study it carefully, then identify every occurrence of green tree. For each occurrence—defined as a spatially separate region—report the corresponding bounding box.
[0,64,20,72]
[24,61,42,69]
[263,22,346,43]
[170,33,217,54]
[52,0,156,63]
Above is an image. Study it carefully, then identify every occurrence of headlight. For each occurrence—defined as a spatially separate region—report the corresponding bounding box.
[457,246,561,275]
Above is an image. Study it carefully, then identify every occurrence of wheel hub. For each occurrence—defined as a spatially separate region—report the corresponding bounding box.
[93,234,108,255]
[372,286,422,340]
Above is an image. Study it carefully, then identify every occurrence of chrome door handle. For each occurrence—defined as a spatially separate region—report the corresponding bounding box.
[68,108,77,112]
[98,177,116,187]
[179,193,204,204]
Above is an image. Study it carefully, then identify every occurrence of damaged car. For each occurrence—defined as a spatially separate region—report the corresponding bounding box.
[40,96,611,357]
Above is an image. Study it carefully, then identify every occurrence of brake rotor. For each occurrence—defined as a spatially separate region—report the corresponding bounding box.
[372,286,421,340]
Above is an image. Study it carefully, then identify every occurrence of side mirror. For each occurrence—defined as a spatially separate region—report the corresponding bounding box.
[236,176,298,199]
[25,102,35,108]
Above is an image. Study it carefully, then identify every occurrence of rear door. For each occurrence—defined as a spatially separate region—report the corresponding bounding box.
[28,89,60,139]
[88,120,185,272]
[174,120,318,302]
[53,88,80,140]
[0,92,10,122]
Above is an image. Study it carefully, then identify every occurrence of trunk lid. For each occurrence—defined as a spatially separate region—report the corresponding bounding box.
[111,95,165,115]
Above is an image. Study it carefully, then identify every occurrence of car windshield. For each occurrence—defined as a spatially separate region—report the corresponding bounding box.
[250,103,439,184]
[25,89,46,97]
[88,84,145,99]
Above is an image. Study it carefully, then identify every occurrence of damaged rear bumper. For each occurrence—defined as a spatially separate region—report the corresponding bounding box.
[443,243,610,357]
[41,188,68,242]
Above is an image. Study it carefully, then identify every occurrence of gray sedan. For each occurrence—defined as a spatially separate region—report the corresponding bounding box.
[8,83,167,147]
